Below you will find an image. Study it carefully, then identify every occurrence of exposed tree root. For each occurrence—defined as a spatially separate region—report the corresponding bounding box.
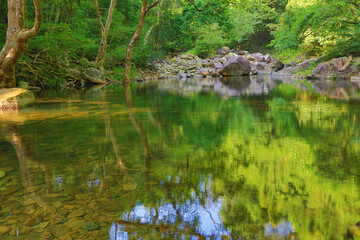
[15,51,114,89]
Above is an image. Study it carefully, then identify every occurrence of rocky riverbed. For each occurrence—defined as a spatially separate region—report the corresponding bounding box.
[136,47,360,82]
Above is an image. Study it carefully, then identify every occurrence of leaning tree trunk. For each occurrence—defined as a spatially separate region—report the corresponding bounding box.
[94,0,117,70]
[122,0,160,86]
[0,0,42,88]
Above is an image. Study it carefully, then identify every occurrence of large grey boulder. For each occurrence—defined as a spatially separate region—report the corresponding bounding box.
[0,88,35,110]
[219,56,251,76]
[84,68,106,84]
[256,62,271,74]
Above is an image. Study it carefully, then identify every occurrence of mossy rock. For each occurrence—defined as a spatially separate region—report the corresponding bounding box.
[0,88,35,110]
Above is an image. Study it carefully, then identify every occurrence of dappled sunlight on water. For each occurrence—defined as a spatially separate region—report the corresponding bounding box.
[1,77,360,239]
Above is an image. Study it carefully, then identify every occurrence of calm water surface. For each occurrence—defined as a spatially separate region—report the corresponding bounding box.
[1,76,360,239]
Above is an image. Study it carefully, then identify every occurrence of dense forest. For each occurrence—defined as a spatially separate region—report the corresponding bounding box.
[0,0,359,89]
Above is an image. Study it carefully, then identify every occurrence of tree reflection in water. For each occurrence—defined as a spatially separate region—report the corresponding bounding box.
[2,79,360,239]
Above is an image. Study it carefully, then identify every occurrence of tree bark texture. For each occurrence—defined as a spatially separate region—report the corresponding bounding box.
[122,0,160,86]
[94,0,117,70]
[0,0,42,88]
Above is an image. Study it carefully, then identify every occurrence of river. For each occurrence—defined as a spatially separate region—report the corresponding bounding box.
[1,75,360,239]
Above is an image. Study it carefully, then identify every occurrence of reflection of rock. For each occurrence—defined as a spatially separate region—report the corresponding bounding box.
[0,88,35,110]
[221,77,251,95]
[312,80,360,100]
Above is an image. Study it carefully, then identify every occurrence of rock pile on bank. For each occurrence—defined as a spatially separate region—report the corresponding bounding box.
[137,47,360,82]
[138,48,285,81]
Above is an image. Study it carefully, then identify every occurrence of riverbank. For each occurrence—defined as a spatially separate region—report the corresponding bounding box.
[13,47,360,91]
[136,47,360,83]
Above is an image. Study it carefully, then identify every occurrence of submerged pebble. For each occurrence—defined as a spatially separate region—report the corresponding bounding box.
[0,226,11,235]
[0,171,5,179]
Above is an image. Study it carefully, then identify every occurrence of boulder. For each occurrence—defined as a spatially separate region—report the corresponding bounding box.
[214,62,223,69]
[237,50,246,55]
[245,54,256,61]
[275,66,301,76]
[222,46,230,54]
[202,60,215,68]
[218,57,227,64]
[250,62,258,75]
[219,56,251,76]
[264,53,272,63]
[269,58,284,71]
[0,88,35,110]
[217,46,230,56]
[312,57,359,79]
[225,53,238,60]
[256,62,271,74]
[84,68,106,84]
[199,69,210,77]
[177,71,187,79]
[18,81,29,89]
[180,53,196,60]
[252,53,265,62]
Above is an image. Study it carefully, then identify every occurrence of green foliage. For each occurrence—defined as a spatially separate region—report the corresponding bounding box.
[227,8,258,44]
[29,23,98,60]
[274,48,307,63]
[47,77,66,89]
[193,23,228,57]
[272,0,360,58]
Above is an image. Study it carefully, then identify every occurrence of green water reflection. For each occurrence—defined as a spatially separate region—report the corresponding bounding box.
[1,77,360,239]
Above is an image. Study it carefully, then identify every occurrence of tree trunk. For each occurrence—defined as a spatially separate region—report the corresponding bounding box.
[94,0,117,70]
[0,0,42,88]
[124,86,151,159]
[122,0,160,86]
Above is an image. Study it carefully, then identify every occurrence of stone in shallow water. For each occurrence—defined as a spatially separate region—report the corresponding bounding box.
[37,221,49,230]
[81,221,100,231]
[64,205,75,210]
[68,208,85,218]
[0,88,35,110]
[24,215,43,226]
[2,186,19,196]
[49,215,67,225]
[23,198,37,206]
[0,226,11,235]
[0,171,5,179]
[53,202,63,209]
[41,231,53,239]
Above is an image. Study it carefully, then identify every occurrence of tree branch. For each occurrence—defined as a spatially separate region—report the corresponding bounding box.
[94,0,105,34]
[21,0,42,40]
[146,0,161,13]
